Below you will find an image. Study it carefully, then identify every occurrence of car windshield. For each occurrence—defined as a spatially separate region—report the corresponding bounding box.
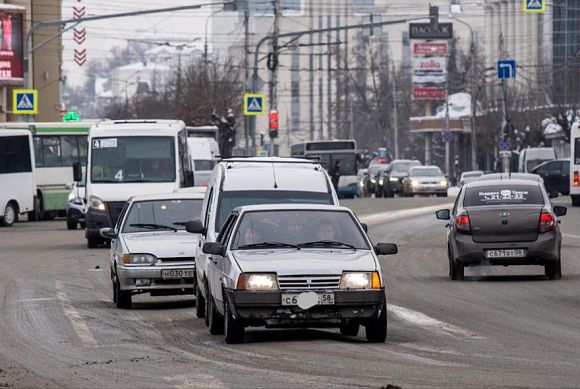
[391,161,420,172]
[410,167,441,177]
[231,210,370,250]
[122,199,203,233]
[91,136,175,183]
[464,185,544,207]
[194,159,216,171]
[216,190,333,232]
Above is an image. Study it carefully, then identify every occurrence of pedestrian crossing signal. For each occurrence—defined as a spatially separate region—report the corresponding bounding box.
[523,0,544,13]
[243,93,266,116]
[13,89,38,115]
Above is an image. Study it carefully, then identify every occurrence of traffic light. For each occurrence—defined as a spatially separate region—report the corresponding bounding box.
[429,4,439,31]
[269,110,278,139]
[267,52,278,71]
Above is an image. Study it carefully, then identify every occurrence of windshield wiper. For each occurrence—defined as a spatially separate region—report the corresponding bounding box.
[298,240,357,249]
[129,223,177,232]
[237,242,300,250]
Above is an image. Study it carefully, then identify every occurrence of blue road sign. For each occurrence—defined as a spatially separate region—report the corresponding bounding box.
[499,139,512,151]
[13,89,38,115]
[497,60,516,79]
[442,131,453,142]
[243,93,266,116]
[524,0,544,13]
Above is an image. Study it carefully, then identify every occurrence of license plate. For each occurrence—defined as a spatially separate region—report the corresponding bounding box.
[485,249,526,258]
[161,269,194,280]
[281,292,334,306]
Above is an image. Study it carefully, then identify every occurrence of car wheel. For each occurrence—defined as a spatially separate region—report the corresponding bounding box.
[224,298,244,344]
[365,305,387,343]
[572,195,580,207]
[545,259,562,280]
[113,274,132,309]
[339,320,359,337]
[450,260,464,281]
[87,236,99,249]
[207,286,224,335]
[66,217,78,230]
[0,202,17,227]
[195,283,206,319]
[79,221,87,229]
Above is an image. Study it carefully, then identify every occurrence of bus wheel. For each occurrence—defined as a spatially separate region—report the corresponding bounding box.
[1,203,17,227]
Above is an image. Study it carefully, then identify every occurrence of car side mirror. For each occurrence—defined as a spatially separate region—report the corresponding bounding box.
[553,205,567,217]
[436,209,451,220]
[99,227,116,239]
[72,162,82,182]
[374,243,398,256]
[185,219,205,234]
[361,223,368,233]
[203,242,226,256]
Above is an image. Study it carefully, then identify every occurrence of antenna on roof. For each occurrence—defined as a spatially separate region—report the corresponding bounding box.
[271,157,278,189]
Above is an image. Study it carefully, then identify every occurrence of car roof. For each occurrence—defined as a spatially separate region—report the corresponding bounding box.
[232,204,353,213]
[464,178,543,189]
[411,165,440,170]
[479,172,542,182]
[129,191,206,202]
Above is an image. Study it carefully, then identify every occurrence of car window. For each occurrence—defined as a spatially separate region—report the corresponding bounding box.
[464,185,544,207]
[203,187,214,229]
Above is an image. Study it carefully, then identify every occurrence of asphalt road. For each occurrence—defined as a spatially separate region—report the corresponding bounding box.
[1,196,580,388]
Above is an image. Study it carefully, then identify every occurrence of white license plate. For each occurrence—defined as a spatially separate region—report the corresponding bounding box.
[281,292,334,306]
[161,269,194,280]
[485,249,526,258]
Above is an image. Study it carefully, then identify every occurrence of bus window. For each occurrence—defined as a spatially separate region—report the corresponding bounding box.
[575,138,580,165]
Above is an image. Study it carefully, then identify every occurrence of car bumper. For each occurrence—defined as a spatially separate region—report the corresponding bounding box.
[410,186,447,194]
[224,288,385,327]
[117,265,195,293]
[451,232,561,266]
[387,179,404,192]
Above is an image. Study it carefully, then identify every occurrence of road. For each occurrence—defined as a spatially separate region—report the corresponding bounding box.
[1,196,579,388]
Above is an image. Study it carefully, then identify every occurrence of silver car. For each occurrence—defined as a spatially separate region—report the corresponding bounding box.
[188,204,398,344]
[402,165,448,197]
[100,191,204,308]
[436,179,566,281]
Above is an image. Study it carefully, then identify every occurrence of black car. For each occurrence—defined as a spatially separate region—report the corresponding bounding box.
[531,159,570,196]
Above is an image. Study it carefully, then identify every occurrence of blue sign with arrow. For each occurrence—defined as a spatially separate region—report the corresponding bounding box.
[497,60,516,79]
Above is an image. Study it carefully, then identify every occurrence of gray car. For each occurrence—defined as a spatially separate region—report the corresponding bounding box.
[436,179,566,281]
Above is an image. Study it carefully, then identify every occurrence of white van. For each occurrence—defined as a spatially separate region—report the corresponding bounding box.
[570,122,580,206]
[518,147,557,173]
[187,137,220,187]
[186,157,340,319]
[0,130,36,226]
[84,120,194,248]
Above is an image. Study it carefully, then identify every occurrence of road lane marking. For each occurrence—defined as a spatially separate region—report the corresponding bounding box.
[388,304,484,339]
[563,233,580,239]
[358,203,453,226]
[19,298,57,302]
[55,280,98,347]
[164,374,226,389]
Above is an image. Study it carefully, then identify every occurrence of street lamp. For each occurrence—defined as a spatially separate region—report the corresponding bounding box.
[204,9,225,66]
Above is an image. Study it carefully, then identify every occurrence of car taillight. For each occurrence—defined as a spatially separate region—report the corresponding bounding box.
[539,212,555,233]
[574,171,579,187]
[455,214,472,235]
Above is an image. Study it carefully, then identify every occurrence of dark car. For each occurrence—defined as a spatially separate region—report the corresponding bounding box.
[363,164,387,197]
[378,159,422,197]
[530,159,570,196]
[436,179,566,281]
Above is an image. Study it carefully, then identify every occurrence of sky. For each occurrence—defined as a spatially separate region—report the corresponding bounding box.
[61,0,218,88]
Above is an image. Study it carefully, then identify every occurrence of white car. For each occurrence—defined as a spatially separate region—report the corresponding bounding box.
[100,191,205,309]
[188,203,398,344]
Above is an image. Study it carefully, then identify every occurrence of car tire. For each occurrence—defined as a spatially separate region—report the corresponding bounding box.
[0,202,17,227]
[87,236,99,249]
[365,306,387,343]
[545,259,562,280]
[450,260,464,281]
[339,320,359,337]
[224,298,244,344]
[66,217,78,230]
[113,274,132,309]
[207,285,224,335]
[195,283,206,319]
[79,221,87,229]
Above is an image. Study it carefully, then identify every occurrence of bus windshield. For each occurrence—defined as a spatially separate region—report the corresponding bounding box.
[91,136,176,183]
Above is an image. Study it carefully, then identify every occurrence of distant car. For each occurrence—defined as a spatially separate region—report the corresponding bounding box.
[66,182,86,230]
[378,160,422,197]
[403,166,447,197]
[518,147,556,173]
[100,191,205,309]
[373,165,390,197]
[194,203,398,344]
[458,170,484,188]
[436,179,566,281]
[361,164,386,197]
[530,159,570,196]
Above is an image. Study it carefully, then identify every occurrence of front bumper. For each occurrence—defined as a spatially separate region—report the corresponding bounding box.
[117,264,195,294]
[386,178,404,193]
[451,232,561,266]
[410,185,447,195]
[224,288,385,327]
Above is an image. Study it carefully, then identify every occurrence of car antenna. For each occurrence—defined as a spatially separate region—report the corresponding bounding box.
[271,157,278,188]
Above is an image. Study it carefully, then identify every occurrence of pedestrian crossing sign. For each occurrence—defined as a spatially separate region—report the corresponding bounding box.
[13,89,38,115]
[243,93,266,116]
[523,0,544,13]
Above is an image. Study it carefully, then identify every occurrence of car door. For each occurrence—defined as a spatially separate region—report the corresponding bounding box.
[209,213,237,309]
[542,161,563,194]
[112,201,130,272]
[196,186,214,293]
[560,161,570,193]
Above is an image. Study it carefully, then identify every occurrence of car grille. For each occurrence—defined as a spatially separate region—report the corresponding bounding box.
[106,201,126,225]
[277,275,341,291]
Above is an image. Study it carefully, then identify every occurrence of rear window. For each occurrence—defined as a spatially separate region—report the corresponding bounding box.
[575,138,580,165]
[464,186,544,207]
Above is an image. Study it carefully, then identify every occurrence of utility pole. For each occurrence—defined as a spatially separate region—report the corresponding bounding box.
[309,3,314,141]
[243,7,250,154]
[392,62,399,159]
[327,14,333,139]
[268,0,280,156]
[318,14,324,140]
[445,78,451,176]
[499,33,509,173]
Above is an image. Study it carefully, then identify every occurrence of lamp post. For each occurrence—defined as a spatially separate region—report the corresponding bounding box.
[204,9,224,67]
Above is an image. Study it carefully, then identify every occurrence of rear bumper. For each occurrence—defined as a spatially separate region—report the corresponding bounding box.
[224,289,385,327]
[451,232,561,266]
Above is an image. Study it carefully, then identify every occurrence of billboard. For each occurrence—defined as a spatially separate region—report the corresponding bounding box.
[0,6,25,85]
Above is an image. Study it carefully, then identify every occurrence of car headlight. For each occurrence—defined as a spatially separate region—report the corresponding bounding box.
[440,179,448,187]
[236,273,278,291]
[89,195,106,211]
[340,271,381,289]
[359,181,364,187]
[412,180,419,186]
[68,192,75,201]
[389,177,398,182]
[122,253,157,266]
[370,178,376,183]
[379,179,384,185]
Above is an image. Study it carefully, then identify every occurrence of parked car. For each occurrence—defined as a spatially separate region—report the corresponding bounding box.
[100,191,205,309]
[190,203,398,344]
[65,181,86,230]
[402,166,448,197]
[530,159,570,196]
[436,179,566,281]
[377,160,422,197]
[458,170,484,188]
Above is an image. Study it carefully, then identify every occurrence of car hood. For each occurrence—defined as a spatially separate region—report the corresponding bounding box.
[231,249,377,275]
[121,231,198,257]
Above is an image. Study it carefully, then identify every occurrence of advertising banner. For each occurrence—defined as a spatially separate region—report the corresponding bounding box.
[412,57,447,73]
[0,6,25,85]
[412,87,447,101]
[412,41,448,57]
